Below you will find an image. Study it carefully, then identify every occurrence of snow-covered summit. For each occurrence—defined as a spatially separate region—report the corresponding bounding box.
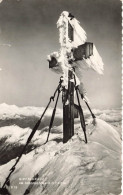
[0,104,121,194]
[0,119,121,195]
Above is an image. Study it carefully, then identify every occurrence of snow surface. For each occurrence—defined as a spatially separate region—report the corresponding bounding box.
[0,104,121,195]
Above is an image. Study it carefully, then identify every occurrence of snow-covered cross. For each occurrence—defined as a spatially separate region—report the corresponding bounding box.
[47,11,104,143]
[48,11,103,88]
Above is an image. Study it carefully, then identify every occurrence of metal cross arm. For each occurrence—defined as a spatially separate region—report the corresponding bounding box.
[48,42,93,68]
[72,42,93,61]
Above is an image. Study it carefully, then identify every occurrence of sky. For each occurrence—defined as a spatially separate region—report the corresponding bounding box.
[0,0,122,109]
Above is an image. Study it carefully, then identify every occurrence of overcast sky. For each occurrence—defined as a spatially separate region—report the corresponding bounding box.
[0,0,121,109]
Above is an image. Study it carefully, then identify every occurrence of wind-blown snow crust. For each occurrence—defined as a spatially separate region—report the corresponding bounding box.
[0,104,121,195]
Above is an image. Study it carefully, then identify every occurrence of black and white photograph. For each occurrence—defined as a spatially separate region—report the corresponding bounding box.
[0,0,122,194]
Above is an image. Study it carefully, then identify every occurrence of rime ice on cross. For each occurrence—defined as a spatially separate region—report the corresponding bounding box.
[48,11,103,87]
[48,11,104,143]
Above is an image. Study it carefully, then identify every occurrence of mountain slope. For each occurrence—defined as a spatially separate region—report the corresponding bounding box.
[0,118,121,195]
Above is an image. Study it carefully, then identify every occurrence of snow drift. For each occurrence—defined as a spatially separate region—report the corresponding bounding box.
[0,104,121,195]
[0,104,121,194]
